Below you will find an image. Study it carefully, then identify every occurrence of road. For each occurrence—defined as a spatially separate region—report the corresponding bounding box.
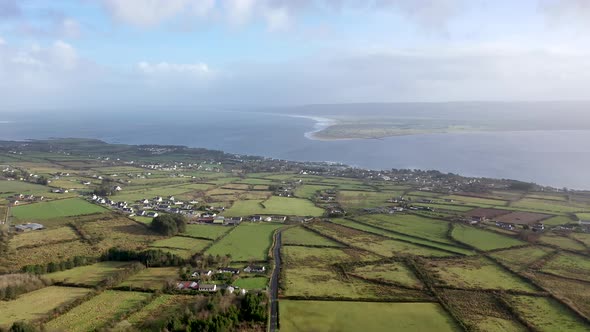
[269,230,282,332]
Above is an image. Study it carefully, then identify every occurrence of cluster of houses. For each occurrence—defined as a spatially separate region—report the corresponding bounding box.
[464,208,547,232]
[8,193,44,206]
[176,265,266,293]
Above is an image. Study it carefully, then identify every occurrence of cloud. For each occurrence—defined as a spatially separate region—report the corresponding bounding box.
[0,36,5,45]
[137,61,211,76]
[102,0,213,27]
[539,0,590,27]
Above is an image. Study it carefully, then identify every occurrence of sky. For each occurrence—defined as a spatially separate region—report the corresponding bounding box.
[1,0,590,110]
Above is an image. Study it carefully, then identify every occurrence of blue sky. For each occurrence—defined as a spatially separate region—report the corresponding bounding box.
[0,0,589,110]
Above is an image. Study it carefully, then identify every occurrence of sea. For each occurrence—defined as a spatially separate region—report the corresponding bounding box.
[1,109,590,190]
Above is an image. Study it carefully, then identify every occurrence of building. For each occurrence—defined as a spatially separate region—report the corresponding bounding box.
[244,265,266,273]
[198,284,217,292]
[218,267,240,275]
[14,223,44,232]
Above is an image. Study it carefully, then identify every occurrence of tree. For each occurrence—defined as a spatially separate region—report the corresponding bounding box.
[150,214,187,236]
[9,322,37,332]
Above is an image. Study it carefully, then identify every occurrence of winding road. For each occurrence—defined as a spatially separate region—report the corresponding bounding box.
[269,230,282,332]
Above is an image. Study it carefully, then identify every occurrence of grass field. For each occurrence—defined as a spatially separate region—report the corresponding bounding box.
[12,198,106,220]
[330,218,473,255]
[45,290,151,332]
[451,224,524,251]
[0,180,49,195]
[350,262,423,289]
[224,196,323,217]
[184,224,232,240]
[279,301,459,332]
[118,267,179,290]
[149,236,210,253]
[508,295,588,332]
[205,223,282,261]
[355,214,454,244]
[443,195,508,207]
[530,272,590,318]
[337,190,397,210]
[10,226,79,248]
[282,226,342,247]
[116,294,195,329]
[511,198,586,214]
[44,261,132,286]
[543,215,575,226]
[490,246,553,270]
[293,185,334,198]
[233,277,268,290]
[0,286,91,327]
[576,213,590,220]
[541,253,590,282]
[109,186,193,202]
[425,257,537,292]
[281,246,425,300]
[310,222,453,257]
[538,234,587,251]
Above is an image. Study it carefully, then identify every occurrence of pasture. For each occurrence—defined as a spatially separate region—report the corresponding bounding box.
[425,257,537,292]
[282,226,342,247]
[349,262,423,289]
[118,267,179,290]
[45,290,151,332]
[0,286,91,327]
[184,224,232,240]
[0,180,48,195]
[205,223,282,261]
[490,246,553,269]
[355,214,453,244]
[149,237,210,253]
[508,295,588,332]
[233,277,268,290]
[293,185,334,198]
[541,253,590,282]
[511,198,586,214]
[451,224,524,251]
[44,261,132,286]
[10,226,79,248]
[337,190,395,210]
[11,198,106,220]
[538,234,587,251]
[279,301,459,332]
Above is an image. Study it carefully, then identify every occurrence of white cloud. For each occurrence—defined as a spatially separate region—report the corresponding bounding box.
[61,19,81,38]
[51,40,78,70]
[137,61,211,75]
[224,0,257,25]
[0,37,5,45]
[102,0,192,27]
[263,6,290,31]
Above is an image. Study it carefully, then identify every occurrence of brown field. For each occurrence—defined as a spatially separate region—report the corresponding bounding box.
[464,208,511,219]
[494,211,551,225]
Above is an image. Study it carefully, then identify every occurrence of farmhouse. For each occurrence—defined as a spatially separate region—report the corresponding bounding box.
[192,270,213,278]
[218,267,240,275]
[244,265,266,273]
[198,284,217,292]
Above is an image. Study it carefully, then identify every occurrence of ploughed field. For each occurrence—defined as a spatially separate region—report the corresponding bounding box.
[1,147,590,331]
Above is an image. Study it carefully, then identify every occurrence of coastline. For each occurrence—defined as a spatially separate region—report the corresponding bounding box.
[286,115,342,140]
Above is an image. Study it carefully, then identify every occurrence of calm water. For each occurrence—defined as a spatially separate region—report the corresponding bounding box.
[1,110,589,189]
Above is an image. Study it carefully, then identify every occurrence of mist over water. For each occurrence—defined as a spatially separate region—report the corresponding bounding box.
[1,107,590,189]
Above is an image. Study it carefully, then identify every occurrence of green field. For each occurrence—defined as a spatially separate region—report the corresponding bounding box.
[12,198,106,220]
[293,185,334,198]
[45,290,151,332]
[576,213,590,220]
[44,261,132,286]
[327,219,470,256]
[337,190,397,210]
[149,236,210,252]
[350,262,423,289]
[310,222,453,257]
[184,224,232,240]
[280,301,459,332]
[233,277,268,290]
[109,186,193,202]
[0,286,91,327]
[10,226,79,248]
[490,246,553,269]
[225,196,324,217]
[538,234,587,251]
[541,253,590,282]
[0,180,48,195]
[282,226,342,247]
[443,195,507,207]
[205,223,282,261]
[508,295,588,332]
[118,267,179,290]
[426,257,537,292]
[451,224,524,251]
[511,198,586,214]
[355,214,454,244]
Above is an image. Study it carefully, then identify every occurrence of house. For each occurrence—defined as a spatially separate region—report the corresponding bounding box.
[226,217,242,225]
[147,212,158,218]
[91,194,98,200]
[140,199,150,204]
[113,186,122,191]
[218,267,240,275]
[213,216,225,224]
[198,284,217,292]
[244,265,266,273]
[251,215,262,222]
[177,281,198,290]
[136,210,147,216]
[191,270,213,278]
[199,217,214,223]
[264,216,272,222]
[154,196,163,203]
[226,286,235,294]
